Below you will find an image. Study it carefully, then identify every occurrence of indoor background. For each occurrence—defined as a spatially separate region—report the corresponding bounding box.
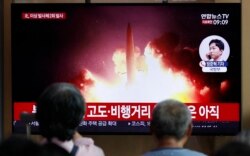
[2,0,249,156]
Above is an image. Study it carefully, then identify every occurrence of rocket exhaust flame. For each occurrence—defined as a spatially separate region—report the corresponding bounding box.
[74,24,199,103]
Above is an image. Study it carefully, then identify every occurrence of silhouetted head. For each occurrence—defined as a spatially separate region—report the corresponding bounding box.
[0,136,43,156]
[215,141,250,156]
[36,83,85,141]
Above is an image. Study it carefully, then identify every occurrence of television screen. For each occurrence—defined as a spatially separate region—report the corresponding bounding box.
[12,3,241,135]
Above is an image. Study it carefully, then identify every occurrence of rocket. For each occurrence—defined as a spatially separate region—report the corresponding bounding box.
[126,23,136,85]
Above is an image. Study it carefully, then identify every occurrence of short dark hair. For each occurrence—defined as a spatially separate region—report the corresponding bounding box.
[151,99,191,140]
[0,136,43,156]
[0,136,71,156]
[36,83,85,141]
[209,39,224,50]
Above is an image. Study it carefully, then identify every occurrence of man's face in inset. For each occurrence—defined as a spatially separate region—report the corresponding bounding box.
[209,42,223,61]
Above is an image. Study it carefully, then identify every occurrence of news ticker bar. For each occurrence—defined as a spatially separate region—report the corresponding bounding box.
[14,102,239,122]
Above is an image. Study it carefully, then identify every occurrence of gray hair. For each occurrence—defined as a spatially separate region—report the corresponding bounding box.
[151,99,192,140]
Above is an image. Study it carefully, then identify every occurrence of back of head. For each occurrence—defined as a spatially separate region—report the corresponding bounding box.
[214,130,250,156]
[215,141,250,156]
[36,82,85,141]
[151,99,191,140]
[0,136,43,156]
[234,130,250,146]
[0,136,71,156]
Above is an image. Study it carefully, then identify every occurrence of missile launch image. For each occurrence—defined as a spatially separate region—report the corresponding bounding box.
[13,5,240,104]
[126,23,136,85]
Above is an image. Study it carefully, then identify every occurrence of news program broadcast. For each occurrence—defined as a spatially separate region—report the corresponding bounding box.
[12,3,241,135]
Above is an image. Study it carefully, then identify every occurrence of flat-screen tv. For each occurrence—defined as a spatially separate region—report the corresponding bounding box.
[12,3,241,135]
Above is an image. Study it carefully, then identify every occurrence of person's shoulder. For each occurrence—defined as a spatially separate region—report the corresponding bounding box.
[183,149,207,156]
[143,148,207,156]
[74,136,94,145]
[74,137,105,156]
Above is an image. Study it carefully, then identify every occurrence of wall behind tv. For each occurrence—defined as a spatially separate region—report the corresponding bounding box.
[0,0,3,142]
[3,0,249,156]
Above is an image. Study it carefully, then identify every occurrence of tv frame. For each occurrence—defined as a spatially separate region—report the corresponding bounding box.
[10,4,242,135]
[0,0,3,140]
